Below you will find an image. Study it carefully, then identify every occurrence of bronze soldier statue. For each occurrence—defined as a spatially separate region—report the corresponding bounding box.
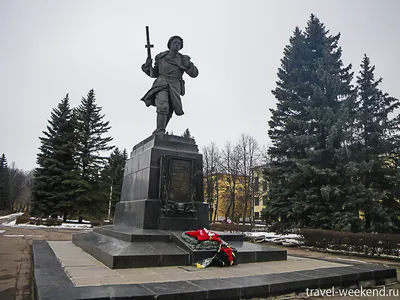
[141,27,199,134]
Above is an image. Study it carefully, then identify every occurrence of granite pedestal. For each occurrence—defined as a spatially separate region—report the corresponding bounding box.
[113,134,208,230]
[73,225,287,268]
[73,134,287,269]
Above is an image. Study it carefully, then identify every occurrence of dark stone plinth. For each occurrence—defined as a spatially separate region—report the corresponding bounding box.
[158,202,209,230]
[119,134,202,203]
[34,239,399,300]
[93,225,172,242]
[170,231,287,265]
[113,199,160,229]
[113,200,209,230]
[230,241,288,264]
[158,216,198,230]
[213,231,245,242]
[114,134,207,230]
[72,231,190,269]
[73,227,288,269]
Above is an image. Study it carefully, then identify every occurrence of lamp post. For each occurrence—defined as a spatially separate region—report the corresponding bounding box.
[107,176,113,221]
[251,168,255,227]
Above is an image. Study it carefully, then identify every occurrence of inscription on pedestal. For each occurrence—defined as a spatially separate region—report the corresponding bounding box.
[170,159,191,202]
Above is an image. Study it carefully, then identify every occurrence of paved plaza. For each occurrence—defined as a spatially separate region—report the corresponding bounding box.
[48,240,349,286]
[1,224,399,300]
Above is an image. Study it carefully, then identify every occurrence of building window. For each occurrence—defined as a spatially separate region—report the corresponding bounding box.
[254,177,259,191]
[255,212,260,219]
[254,197,259,206]
[263,181,268,191]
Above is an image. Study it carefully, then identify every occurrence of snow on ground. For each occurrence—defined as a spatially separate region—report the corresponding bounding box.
[244,232,301,239]
[0,212,23,220]
[1,221,92,230]
[60,223,92,229]
[3,234,25,237]
[243,231,303,246]
[2,222,93,230]
[4,219,16,226]
[0,212,92,229]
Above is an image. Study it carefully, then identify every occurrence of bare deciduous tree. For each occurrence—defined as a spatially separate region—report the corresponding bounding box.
[237,134,260,225]
[202,142,221,222]
[221,142,241,222]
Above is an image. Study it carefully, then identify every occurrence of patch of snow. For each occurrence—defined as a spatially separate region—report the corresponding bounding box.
[0,212,23,220]
[334,257,368,264]
[3,220,16,226]
[0,230,6,233]
[14,223,92,229]
[3,234,25,237]
[66,219,91,224]
[244,231,301,239]
[1,221,93,230]
[244,231,303,246]
[60,223,92,229]
[3,234,45,237]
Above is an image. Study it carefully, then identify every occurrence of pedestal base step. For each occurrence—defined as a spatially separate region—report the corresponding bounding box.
[94,225,172,242]
[72,231,189,269]
[170,231,287,265]
[73,227,287,269]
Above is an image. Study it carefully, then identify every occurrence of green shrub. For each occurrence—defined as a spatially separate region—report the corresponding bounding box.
[28,218,63,226]
[300,228,400,257]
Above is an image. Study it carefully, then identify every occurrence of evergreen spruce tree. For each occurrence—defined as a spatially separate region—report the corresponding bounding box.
[0,154,10,210]
[31,94,78,218]
[101,148,127,219]
[268,15,359,230]
[181,128,194,139]
[122,149,128,162]
[298,15,361,231]
[267,26,309,229]
[75,89,113,217]
[355,54,400,232]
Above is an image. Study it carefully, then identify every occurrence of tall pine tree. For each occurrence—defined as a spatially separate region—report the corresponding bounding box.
[74,89,113,217]
[268,15,358,231]
[0,154,10,210]
[267,27,309,229]
[355,54,400,232]
[181,128,194,140]
[299,15,361,231]
[32,94,78,219]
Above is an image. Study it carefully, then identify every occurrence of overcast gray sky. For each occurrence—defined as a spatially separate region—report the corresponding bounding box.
[1,0,399,171]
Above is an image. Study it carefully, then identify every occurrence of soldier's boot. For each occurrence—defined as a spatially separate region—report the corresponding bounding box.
[165,113,173,128]
[153,113,167,134]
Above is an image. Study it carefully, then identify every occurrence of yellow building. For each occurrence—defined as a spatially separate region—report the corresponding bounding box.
[204,173,251,223]
[251,164,269,221]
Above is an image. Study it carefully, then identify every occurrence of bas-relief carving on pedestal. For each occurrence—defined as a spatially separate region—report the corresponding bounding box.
[159,155,197,217]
